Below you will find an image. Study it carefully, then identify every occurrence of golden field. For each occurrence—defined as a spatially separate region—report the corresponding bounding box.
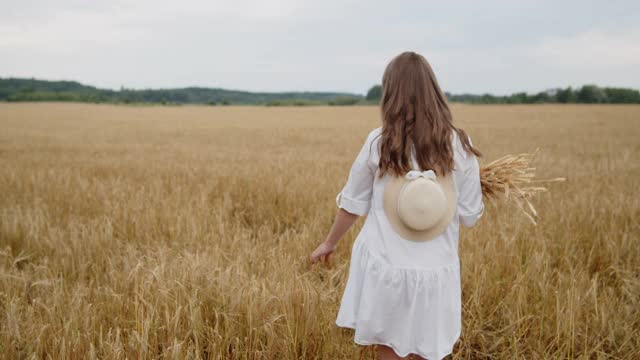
[0,103,639,359]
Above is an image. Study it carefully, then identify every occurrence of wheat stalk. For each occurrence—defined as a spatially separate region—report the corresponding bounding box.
[480,149,565,225]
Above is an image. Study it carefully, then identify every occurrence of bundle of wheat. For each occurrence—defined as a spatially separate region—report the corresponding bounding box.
[479,150,565,224]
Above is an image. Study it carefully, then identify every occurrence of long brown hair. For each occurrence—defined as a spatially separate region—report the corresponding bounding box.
[377,51,481,178]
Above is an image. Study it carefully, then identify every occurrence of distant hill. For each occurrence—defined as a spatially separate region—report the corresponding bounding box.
[0,78,365,106]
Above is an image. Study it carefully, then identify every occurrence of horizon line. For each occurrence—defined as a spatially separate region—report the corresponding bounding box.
[2,75,638,97]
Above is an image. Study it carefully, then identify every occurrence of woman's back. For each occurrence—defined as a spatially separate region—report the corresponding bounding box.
[333,126,484,359]
[336,126,484,270]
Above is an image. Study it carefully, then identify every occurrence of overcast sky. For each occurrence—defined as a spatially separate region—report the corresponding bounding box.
[2,0,639,95]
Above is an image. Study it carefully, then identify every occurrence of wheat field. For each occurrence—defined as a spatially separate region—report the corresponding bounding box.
[0,103,638,359]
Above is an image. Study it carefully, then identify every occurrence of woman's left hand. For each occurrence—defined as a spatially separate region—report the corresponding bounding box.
[310,241,337,264]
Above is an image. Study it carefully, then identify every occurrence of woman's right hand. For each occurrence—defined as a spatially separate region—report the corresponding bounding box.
[310,241,337,264]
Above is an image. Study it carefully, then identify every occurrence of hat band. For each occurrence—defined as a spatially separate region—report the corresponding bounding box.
[405,169,436,181]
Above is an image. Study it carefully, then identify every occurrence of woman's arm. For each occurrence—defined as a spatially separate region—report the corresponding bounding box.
[310,209,359,263]
[310,129,378,264]
[455,136,484,227]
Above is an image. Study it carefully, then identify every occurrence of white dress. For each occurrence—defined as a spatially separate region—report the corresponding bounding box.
[335,127,484,360]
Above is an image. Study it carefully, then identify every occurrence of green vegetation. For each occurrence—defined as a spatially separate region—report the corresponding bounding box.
[0,78,363,106]
[265,99,326,106]
[364,84,640,104]
[3,78,639,106]
[328,96,361,106]
[446,86,640,104]
[365,85,382,102]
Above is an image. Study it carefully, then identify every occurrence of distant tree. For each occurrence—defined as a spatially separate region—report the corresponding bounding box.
[508,92,529,104]
[479,94,498,104]
[556,87,576,103]
[577,85,607,103]
[366,85,382,102]
[329,96,360,106]
[603,87,640,103]
[531,92,551,103]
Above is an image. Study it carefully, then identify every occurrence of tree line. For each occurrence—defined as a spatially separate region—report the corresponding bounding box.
[366,84,640,104]
[0,78,363,106]
[2,78,639,105]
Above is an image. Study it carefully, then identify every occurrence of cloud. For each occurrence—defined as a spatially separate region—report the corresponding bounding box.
[1,1,639,93]
[529,29,640,68]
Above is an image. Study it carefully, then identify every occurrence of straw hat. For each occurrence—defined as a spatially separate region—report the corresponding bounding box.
[383,169,457,241]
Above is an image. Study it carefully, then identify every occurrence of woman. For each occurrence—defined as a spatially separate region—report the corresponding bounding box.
[310,51,484,359]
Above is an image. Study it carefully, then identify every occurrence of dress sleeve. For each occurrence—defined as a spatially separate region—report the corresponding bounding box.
[335,131,377,216]
[455,136,484,227]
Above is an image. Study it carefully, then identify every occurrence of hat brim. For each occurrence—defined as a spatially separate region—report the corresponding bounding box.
[383,172,457,242]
